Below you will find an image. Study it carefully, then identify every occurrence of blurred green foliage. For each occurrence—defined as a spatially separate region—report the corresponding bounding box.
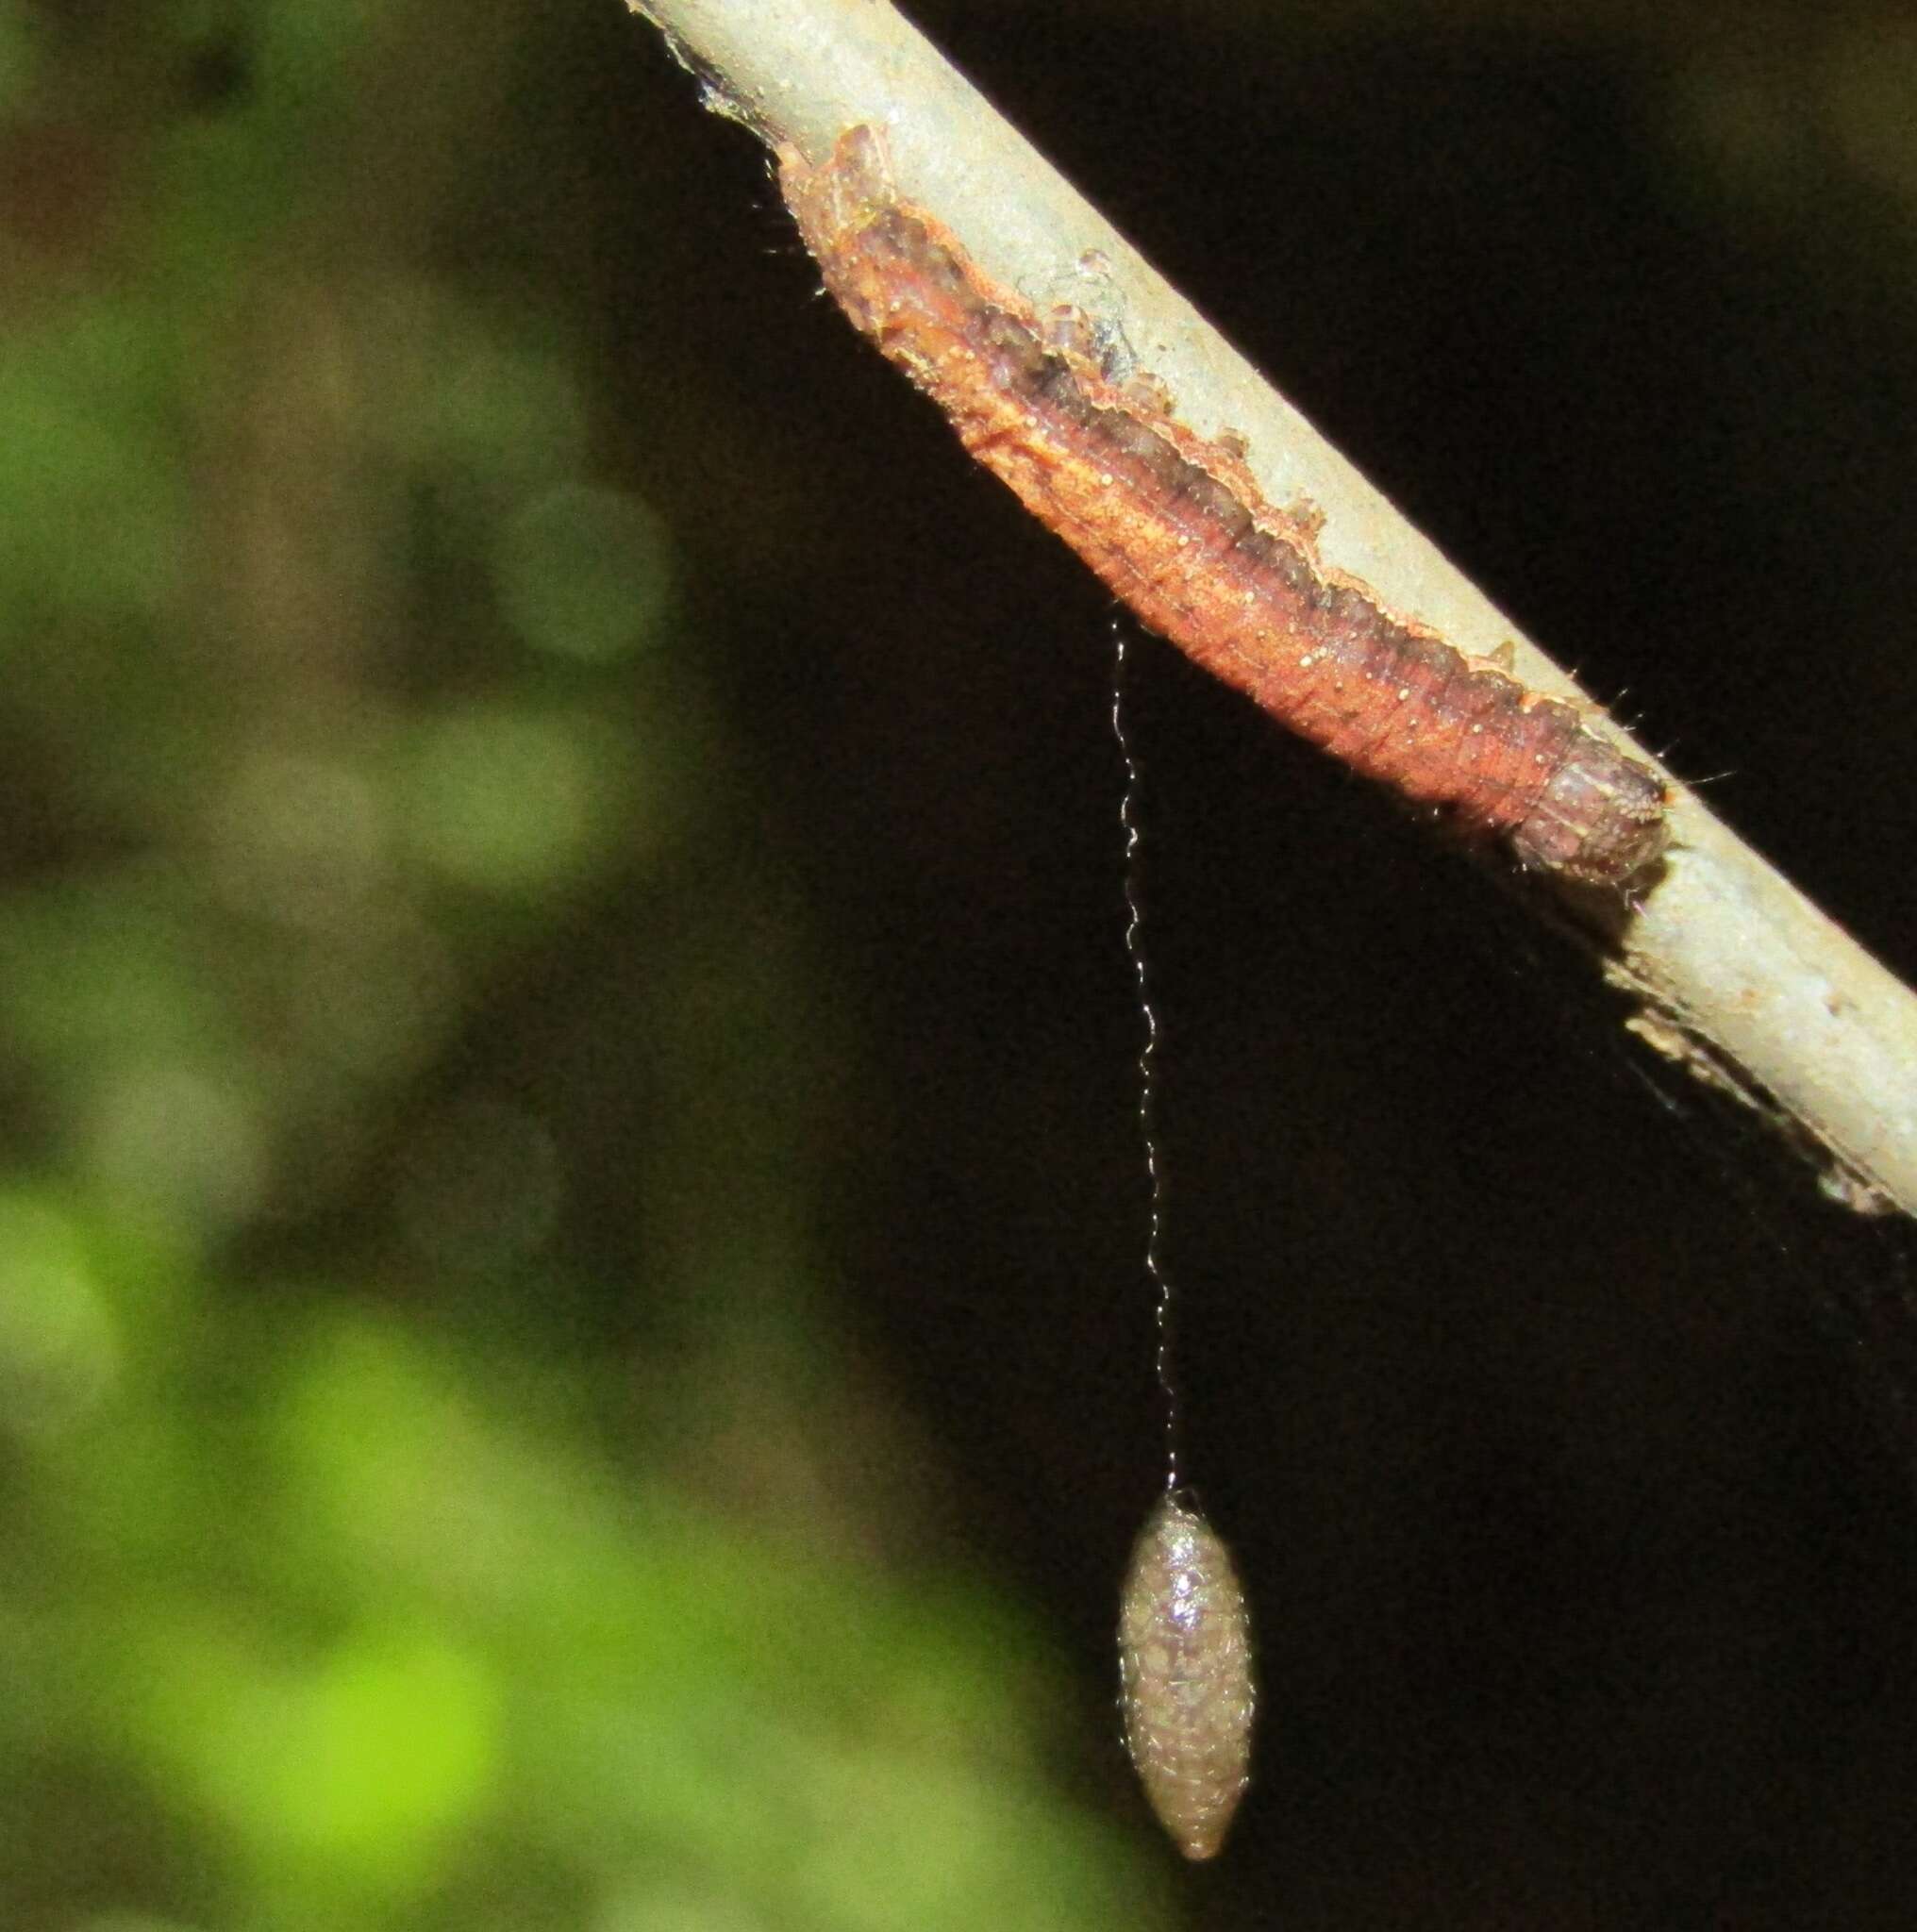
[0,3,1168,1926]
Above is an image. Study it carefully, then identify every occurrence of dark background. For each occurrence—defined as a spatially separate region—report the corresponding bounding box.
[4,2,1916,1926]
[611,6,1917,1923]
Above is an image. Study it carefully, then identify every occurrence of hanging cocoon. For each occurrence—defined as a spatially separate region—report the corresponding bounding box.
[1118,1491,1256,1859]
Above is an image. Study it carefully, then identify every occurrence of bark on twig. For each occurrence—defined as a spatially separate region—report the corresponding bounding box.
[623,0,1917,1219]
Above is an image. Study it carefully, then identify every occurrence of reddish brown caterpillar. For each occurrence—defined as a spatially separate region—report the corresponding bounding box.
[1118,1492,1256,1859]
[779,126,1669,887]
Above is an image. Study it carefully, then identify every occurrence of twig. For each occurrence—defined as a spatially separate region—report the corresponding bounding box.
[623,0,1917,1219]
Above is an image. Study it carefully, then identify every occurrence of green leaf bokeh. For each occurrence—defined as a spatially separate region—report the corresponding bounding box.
[0,5,1168,1926]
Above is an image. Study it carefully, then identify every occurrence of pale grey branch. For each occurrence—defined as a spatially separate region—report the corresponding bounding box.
[624,0,1917,1218]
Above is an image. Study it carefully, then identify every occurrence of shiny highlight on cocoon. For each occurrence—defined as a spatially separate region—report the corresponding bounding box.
[1118,1492,1256,1858]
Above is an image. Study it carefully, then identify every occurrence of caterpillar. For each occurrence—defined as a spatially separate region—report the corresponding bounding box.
[778,125,1669,887]
[1118,1491,1257,1860]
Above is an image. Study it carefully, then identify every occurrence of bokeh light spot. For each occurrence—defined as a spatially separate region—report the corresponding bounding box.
[0,1192,121,1436]
[406,705,602,895]
[497,480,675,663]
[81,1062,266,1233]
